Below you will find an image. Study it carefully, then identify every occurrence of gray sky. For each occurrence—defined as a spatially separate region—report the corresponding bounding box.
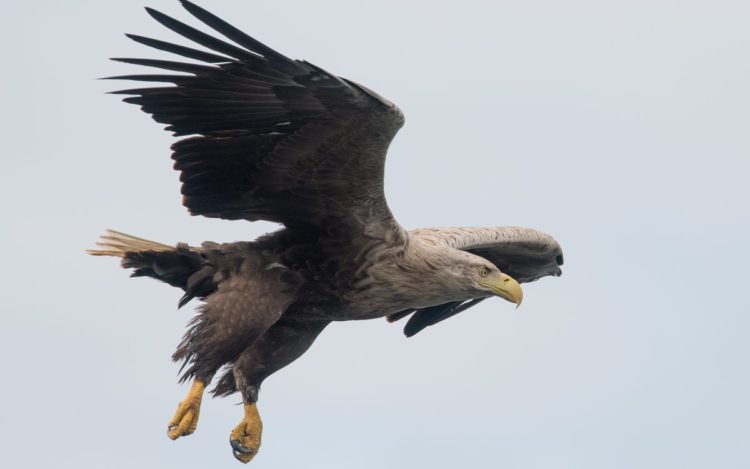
[2,1,749,467]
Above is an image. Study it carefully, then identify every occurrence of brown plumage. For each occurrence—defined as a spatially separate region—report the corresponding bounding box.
[89,1,563,463]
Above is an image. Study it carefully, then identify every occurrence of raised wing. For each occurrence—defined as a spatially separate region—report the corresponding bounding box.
[110,1,404,232]
[390,226,563,337]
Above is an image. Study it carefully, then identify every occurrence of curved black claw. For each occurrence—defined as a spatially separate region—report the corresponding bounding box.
[231,438,255,462]
[231,438,254,454]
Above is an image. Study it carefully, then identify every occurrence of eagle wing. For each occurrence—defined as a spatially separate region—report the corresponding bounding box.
[110,1,405,233]
[390,226,563,337]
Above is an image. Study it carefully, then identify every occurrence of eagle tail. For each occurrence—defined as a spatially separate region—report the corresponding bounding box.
[88,229,215,308]
[87,229,175,257]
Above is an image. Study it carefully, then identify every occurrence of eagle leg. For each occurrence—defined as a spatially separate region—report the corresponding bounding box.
[229,402,263,463]
[167,379,205,440]
[226,317,330,463]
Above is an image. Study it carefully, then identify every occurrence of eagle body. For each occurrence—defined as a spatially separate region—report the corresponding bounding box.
[90,1,563,463]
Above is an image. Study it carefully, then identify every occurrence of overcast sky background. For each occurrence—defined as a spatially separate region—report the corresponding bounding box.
[2,1,749,468]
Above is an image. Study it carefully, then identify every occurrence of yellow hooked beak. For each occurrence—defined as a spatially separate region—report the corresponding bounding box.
[480,272,523,308]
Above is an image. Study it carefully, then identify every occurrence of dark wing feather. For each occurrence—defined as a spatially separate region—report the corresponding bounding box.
[124,34,229,63]
[398,298,487,337]
[391,227,563,336]
[110,0,405,232]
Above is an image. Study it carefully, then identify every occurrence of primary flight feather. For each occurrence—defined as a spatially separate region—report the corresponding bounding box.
[89,1,563,463]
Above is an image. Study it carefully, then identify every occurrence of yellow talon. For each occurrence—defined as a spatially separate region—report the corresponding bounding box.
[167,379,205,440]
[229,402,263,463]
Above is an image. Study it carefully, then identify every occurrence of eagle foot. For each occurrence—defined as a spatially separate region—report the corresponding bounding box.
[229,402,263,463]
[167,379,205,440]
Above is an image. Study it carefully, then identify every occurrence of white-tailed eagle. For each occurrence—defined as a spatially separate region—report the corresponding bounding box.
[89,1,563,463]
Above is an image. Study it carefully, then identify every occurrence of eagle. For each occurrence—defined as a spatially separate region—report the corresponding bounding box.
[89,1,563,464]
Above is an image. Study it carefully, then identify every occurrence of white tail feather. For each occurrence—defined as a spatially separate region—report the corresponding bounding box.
[87,229,175,257]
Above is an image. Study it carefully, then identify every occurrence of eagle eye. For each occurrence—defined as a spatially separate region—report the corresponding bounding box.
[479,267,489,277]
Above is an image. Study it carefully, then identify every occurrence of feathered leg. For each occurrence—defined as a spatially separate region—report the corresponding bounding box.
[228,318,329,464]
[166,254,297,441]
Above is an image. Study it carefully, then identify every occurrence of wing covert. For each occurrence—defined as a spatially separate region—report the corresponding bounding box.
[410,226,563,283]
